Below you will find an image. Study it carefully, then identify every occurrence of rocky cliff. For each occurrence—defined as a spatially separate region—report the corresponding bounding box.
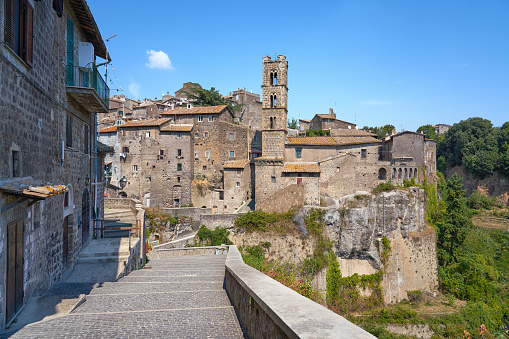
[304,188,438,303]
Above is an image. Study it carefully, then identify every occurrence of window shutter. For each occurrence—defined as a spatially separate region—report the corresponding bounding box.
[4,0,14,48]
[66,19,74,86]
[25,1,34,67]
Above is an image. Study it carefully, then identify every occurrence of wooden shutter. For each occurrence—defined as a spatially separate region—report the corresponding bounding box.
[4,0,14,49]
[66,19,74,86]
[24,0,34,67]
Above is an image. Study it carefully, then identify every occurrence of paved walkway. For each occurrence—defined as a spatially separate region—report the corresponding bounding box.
[2,255,245,338]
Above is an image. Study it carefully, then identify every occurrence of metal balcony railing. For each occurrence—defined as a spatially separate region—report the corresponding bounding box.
[66,64,110,107]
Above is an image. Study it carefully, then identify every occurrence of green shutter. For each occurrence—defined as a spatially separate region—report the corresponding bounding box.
[66,19,74,86]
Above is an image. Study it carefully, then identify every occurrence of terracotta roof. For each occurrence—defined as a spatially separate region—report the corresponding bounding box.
[316,114,336,119]
[224,159,250,169]
[118,118,171,128]
[98,126,117,133]
[0,178,67,200]
[255,156,284,161]
[160,105,229,116]
[287,136,381,146]
[299,119,311,123]
[282,162,320,173]
[330,129,377,137]
[160,124,194,132]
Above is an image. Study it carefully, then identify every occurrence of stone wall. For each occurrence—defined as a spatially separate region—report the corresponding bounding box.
[446,166,509,206]
[256,184,304,212]
[224,166,251,213]
[0,0,104,329]
[200,213,239,230]
[153,246,228,258]
[225,245,376,339]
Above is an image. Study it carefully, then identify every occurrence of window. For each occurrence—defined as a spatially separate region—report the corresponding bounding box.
[177,163,182,171]
[204,132,209,138]
[336,167,340,173]
[202,166,207,172]
[236,182,240,187]
[229,133,234,141]
[122,146,129,153]
[4,0,34,66]
[195,152,199,160]
[66,19,74,85]
[133,165,138,172]
[295,148,302,159]
[230,151,235,157]
[271,176,276,183]
[83,125,89,154]
[146,177,151,183]
[118,110,123,116]
[12,151,19,177]
[237,169,242,175]
[177,176,181,183]
[160,149,164,156]
[66,114,73,147]
[198,116,203,122]
[177,149,182,157]
[208,116,213,122]
[145,131,150,138]
[205,150,210,159]
[219,191,224,200]
[195,133,199,138]
[361,149,367,159]
[177,133,182,138]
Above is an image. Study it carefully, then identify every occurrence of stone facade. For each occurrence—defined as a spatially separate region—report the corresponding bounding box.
[223,160,251,213]
[309,109,356,131]
[0,0,108,330]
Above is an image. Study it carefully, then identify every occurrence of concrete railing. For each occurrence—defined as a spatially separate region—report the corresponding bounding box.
[225,246,376,339]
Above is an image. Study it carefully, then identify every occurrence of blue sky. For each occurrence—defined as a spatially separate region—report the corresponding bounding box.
[88,0,509,131]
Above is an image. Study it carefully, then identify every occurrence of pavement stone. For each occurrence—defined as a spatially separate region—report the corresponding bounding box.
[2,254,246,338]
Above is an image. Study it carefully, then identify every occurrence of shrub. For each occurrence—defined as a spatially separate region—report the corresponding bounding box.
[196,225,232,246]
[372,181,397,194]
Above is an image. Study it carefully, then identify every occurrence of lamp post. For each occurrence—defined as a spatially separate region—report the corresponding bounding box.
[119,176,127,190]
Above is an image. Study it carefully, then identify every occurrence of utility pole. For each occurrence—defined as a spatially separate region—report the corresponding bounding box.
[104,34,117,83]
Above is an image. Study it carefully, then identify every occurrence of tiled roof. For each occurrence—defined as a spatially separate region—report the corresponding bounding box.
[287,136,381,146]
[0,178,67,200]
[224,159,250,169]
[316,114,336,119]
[255,156,284,161]
[330,129,377,137]
[160,124,194,132]
[282,162,320,173]
[160,105,229,116]
[299,119,311,123]
[118,118,171,128]
[98,126,117,133]
[97,141,114,154]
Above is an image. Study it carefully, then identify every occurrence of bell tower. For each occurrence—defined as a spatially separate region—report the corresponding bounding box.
[260,55,288,159]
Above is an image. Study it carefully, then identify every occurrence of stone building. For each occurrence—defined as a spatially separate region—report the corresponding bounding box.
[0,0,109,330]
[223,160,252,213]
[309,109,356,131]
[434,123,451,135]
[113,119,194,207]
[298,119,310,136]
[381,131,437,184]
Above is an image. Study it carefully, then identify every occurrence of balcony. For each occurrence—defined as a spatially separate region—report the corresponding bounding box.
[66,64,109,113]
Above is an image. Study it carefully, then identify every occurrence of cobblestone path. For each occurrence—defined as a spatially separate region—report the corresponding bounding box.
[1,255,245,338]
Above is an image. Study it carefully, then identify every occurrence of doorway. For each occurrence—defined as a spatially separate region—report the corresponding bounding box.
[82,188,90,246]
[6,219,24,323]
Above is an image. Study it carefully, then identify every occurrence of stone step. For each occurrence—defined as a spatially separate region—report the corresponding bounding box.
[103,230,130,238]
[78,250,130,258]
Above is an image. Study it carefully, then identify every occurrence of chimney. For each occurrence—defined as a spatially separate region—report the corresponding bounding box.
[329,108,336,119]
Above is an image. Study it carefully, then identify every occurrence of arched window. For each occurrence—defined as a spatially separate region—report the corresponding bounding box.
[273,72,277,85]
[273,117,276,129]
[404,168,408,178]
[392,168,396,179]
[414,168,418,178]
[398,168,402,179]
[270,117,274,129]
[270,73,273,85]
[378,168,387,180]
[273,95,277,107]
[270,95,274,108]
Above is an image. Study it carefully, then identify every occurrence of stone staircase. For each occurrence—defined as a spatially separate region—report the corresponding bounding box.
[102,208,138,238]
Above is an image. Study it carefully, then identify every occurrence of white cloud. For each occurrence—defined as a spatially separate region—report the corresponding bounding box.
[146,50,174,70]
[360,100,391,106]
[129,81,140,98]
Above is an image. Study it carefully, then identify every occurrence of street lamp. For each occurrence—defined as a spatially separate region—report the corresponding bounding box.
[119,176,127,189]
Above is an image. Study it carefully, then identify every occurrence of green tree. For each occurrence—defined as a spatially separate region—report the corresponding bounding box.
[306,129,330,137]
[362,124,395,139]
[184,85,243,116]
[416,124,437,140]
[287,117,298,129]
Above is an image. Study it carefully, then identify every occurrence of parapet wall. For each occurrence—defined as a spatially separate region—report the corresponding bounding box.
[225,246,376,339]
[256,183,304,213]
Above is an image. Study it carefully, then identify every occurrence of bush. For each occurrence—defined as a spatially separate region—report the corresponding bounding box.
[372,181,397,194]
[467,190,501,210]
[196,226,232,246]
[407,290,423,302]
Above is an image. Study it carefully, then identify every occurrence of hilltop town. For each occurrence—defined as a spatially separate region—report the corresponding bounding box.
[98,55,437,213]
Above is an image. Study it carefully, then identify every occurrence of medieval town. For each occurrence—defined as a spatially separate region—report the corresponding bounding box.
[1,0,508,338]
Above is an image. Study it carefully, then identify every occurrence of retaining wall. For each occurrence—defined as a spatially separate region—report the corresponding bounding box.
[224,245,376,339]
